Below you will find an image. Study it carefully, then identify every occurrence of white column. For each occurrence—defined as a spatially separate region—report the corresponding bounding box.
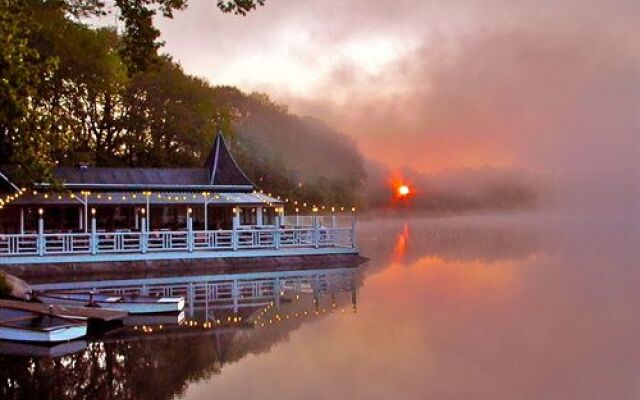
[91,210,97,255]
[203,195,208,231]
[187,208,193,252]
[145,194,150,230]
[140,214,147,253]
[232,213,238,251]
[274,215,280,250]
[313,215,319,248]
[79,206,83,230]
[256,206,263,226]
[83,193,89,233]
[234,207,241,227]
[19,208,24,234]
[37,209,44,256]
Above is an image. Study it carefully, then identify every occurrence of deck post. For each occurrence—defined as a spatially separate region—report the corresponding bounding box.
[351,215,357,248]
[274,216,280,250]
[19,208,24,234]
[83,193,89,233]
[140,215,147,253]
[145,193,150,230]
[203,194,208,231]
[313,215,319,248]
[91,210,97,255]
[232,214,238,251]
[37,210,44,256]
[256,206,263,226]
[187,209,194,253]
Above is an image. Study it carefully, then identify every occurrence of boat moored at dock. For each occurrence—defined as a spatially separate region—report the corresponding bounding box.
[0,306,87,343]
[36,292,185,314]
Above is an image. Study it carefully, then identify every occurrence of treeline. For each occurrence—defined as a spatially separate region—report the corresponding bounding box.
[0,1,365,207]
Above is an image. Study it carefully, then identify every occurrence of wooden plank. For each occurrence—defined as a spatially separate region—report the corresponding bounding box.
[0,299,128,322]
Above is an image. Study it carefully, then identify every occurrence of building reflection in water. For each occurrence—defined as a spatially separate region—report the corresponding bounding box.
[0,266,362,400]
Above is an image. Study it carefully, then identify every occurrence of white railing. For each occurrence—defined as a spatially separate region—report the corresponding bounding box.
[0,216,356,259]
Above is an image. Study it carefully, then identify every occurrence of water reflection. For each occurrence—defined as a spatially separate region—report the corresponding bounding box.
[0,266,361,400]
[1,216,637,399]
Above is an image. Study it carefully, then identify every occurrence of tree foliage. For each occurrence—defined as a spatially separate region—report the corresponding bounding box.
[0,0,365,207]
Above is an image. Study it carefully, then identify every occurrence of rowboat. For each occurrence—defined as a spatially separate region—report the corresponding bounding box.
[0,306,87,343]
[36,292,185,314]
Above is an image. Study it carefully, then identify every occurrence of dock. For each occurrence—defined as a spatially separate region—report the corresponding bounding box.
[0,299,128,322]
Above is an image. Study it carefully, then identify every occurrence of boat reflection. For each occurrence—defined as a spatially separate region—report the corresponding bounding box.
[0,339,87,358]
[0,265,362,400]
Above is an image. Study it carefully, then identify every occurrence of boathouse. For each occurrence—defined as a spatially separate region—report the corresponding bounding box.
[0,133,357,264]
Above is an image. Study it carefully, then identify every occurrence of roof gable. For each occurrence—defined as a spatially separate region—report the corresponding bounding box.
[206,132,254,187]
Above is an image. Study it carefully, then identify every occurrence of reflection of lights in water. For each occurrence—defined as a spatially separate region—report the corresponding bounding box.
[393,224,410,262]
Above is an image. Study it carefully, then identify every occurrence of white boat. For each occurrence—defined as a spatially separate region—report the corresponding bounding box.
[36,292,185,314]
[0,307,87,343]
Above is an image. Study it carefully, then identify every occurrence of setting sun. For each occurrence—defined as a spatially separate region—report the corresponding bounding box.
[398,185,410,197]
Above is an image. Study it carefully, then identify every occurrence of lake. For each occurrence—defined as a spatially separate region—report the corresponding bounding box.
[0,214,637,399]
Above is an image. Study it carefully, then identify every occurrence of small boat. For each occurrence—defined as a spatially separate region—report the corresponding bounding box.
[36,292,185,314]
[0,306,87,343]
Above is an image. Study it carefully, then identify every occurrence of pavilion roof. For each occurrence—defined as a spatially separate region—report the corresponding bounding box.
[2,132,255,193]
[205,132,255,187]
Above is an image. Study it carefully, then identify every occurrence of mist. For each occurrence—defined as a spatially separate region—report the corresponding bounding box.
[154,0,639,217]
[364,160,542,214]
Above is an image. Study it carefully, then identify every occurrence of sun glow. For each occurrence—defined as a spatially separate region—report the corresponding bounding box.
[397,185,410,197]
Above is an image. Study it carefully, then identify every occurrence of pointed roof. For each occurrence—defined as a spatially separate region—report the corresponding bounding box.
[0,132,256,193]
[206,131,254,187]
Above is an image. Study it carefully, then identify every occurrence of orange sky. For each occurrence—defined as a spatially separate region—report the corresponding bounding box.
[146,0,638,181]
[104,0,640,212]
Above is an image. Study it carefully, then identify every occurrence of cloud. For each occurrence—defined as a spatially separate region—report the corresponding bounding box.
[153,0,639,213]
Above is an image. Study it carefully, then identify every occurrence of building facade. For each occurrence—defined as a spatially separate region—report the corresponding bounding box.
[0,133,357,264]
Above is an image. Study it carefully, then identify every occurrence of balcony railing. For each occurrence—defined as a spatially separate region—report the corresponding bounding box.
[0,215,356,260]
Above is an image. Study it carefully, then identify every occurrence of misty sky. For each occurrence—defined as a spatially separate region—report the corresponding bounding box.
[103,0,638,210]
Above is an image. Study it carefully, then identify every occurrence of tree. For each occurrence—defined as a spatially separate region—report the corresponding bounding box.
[0,0,267,184]
[0,0,59,185]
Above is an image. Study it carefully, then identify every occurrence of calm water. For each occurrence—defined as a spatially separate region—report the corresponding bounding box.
[1,215,638,400]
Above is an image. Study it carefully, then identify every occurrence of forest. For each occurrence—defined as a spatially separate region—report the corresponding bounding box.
[0,0,365,209]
